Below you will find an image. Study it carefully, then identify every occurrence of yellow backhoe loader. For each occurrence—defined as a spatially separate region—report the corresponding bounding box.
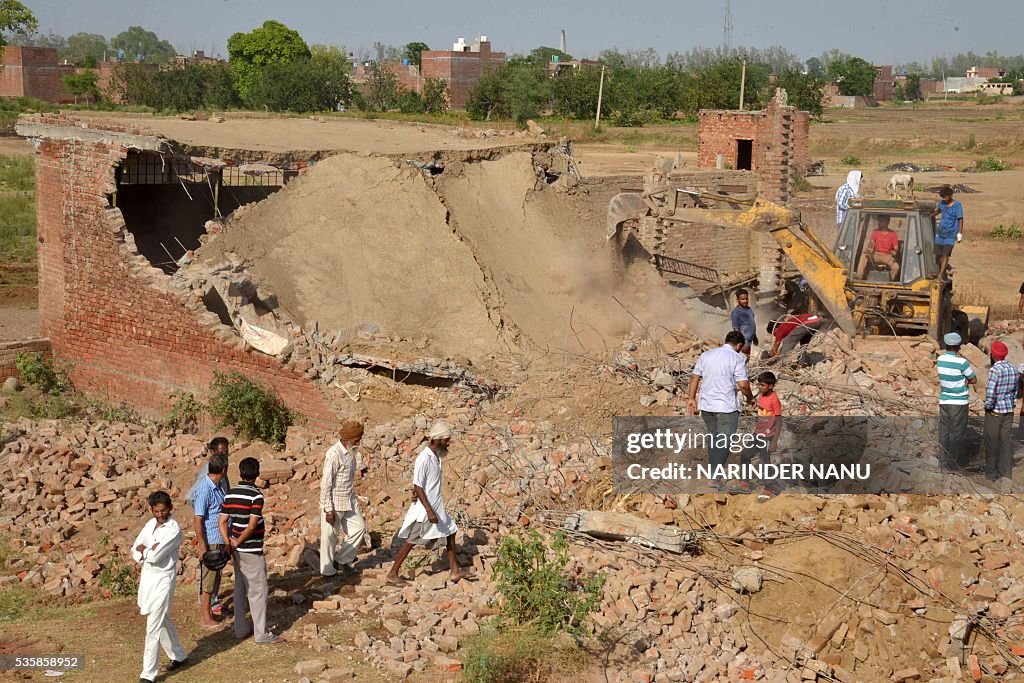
[607,177,987,342]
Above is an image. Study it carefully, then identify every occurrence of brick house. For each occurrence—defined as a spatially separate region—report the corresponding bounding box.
[0,46,75,103]
[420,37,506,109]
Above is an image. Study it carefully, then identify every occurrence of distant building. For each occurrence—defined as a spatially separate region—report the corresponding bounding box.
[873,64,894,101]
[351,61,422,98]
[0,46,76,103]
[942,76,990,94]
[174,50,224,67]
[420,37,506,109]
[966,66,1006,80]
[546,57,601,78]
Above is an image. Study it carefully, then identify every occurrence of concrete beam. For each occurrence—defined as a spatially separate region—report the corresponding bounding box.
[15,121,166,152]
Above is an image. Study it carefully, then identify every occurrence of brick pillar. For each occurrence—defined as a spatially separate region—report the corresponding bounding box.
[757,89,796,300]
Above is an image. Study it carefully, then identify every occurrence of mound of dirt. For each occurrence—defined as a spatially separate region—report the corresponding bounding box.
[202,151,711,364]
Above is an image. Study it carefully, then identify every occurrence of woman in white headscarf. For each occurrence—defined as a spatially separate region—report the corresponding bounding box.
[835,170,862,225]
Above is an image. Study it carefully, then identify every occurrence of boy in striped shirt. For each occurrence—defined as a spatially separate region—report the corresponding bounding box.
[218,457,284,645]
[937,332,976,469]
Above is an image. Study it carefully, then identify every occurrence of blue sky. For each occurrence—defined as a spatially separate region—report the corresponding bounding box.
[25,0,1022,64]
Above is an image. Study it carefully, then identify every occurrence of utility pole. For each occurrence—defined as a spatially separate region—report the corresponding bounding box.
[595,65,606,130]
[739,59,747,110]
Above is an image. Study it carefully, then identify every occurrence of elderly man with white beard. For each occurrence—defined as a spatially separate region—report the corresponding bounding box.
[386,421,474,586]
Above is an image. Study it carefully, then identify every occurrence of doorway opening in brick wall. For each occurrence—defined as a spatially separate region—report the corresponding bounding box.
[736,139,753,170]
[114,151,289,274]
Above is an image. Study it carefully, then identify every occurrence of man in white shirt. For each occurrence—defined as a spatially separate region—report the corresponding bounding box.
[687,331,756,471]
[133,491,188,683]
[320,420,367,577]
[387,421,471,586]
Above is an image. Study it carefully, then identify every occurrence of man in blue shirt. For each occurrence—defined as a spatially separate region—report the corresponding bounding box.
[730,289,757,357]
[932,185,963,280]
[193,452,228,629]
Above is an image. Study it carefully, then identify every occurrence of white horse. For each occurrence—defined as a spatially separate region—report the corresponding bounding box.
[886,173,914,199]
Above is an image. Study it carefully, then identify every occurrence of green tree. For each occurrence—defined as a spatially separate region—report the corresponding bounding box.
[373,41,402,63]
[227,20,310,101]
[804,57,826,79]
[466,68,505,120]
[109,26,176,64]
[0,0,37,47]
[366,64,401,111]
[63,32,108,66]
[694,58,770,110]
[774,69,827,117]
[8,29,63,50]
[108,62,240,112]
[528,45,573,67]
[503,61,549,124]
[828,56,876,96]
[403,41,429,67]
[310,44,353,105]
[248,57,347,112]
[62,69,100,103]
[422,77,449,114]
[551,66,607,119]
[397,90,425,114]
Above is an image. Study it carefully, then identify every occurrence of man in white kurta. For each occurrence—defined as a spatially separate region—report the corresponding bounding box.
[320,420,367,577]
[132,491,187,683]
[387,421,470,586]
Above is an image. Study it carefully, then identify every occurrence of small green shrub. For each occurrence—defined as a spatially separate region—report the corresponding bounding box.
[80,395,138,422]
[972,156,1010,172]
[0,584,40,623]
[162,391,205,432]
[493,531,605,636]
[964,133,977,149]
[612,108,657,127]
[28,393,75,420]
[0,534,16,571]
[840,154,861,166]
[98,553,138,598]
[14,352,70,395]
[207,371,297,446]
[461,625,587,683]
[990,223,1023,239]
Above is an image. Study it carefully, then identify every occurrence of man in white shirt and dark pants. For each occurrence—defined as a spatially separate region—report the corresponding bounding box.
[320,420,367,577]
[387,421,472,586]
[133,490,188,683]
[687,331,756,473]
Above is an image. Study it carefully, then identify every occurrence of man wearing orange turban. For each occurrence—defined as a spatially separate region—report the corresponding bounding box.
[320,420,367,577]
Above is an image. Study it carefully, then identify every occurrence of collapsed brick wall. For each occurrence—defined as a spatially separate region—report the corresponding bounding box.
[585,171,762,291]
[22,114,338,429]
[0,339,51,381]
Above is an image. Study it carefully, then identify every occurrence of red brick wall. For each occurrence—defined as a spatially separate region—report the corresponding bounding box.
[421,47,506,109]
[351,62,422,96]
[0,339,51,381]
[697,111,763,170]
[792,111,810,172]
[0,46,75,103]
[27,114,338,430]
